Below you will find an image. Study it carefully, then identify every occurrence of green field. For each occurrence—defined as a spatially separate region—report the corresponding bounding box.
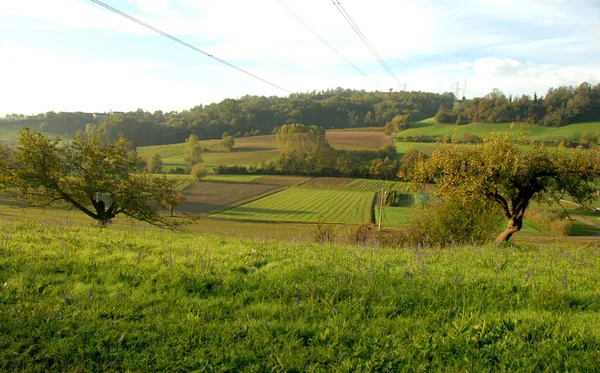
[2,220,600,371]
[213,187,374,224]
[137,137,280,170]
[399,120,600,142]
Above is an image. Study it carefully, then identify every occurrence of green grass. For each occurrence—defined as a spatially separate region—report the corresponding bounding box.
[213,187,374,224]
[399,120,600,142]
[2,220,600,371]
[137,137,280,170]
[0,123,68,143]
[343,179,409,191]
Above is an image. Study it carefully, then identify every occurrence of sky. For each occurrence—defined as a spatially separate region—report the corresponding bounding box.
[1,0,599,115]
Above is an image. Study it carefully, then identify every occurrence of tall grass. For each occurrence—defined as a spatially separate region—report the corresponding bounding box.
[1,219,600,371]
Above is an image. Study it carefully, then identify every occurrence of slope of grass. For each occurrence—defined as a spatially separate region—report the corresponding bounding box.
[2,220,600,371]
[400,120,600,142]
[213,187,374,224]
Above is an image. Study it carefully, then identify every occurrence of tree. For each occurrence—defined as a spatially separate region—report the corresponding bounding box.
[146,153,163,173]
[0,143,9,190]
[220,135,235,152]
[276,124,335,175]
[2,128,177,228]
[413,127,600,243]
[191,163,207,181]
[183,134,203,167]
[397,149,425,181]
[161,192,185,217]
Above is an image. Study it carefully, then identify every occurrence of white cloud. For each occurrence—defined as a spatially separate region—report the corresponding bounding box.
[1,0,599,113]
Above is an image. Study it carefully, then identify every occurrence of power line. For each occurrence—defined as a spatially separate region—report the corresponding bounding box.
[88,0,348,119]
[276,0,382,89]
[331,0,404,90]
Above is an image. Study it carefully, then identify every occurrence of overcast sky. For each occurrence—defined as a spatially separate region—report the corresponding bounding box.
[1,0,599,115]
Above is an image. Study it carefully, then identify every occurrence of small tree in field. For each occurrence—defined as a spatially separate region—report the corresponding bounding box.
[1,128,178,228]
[146,153,163,173]
[161,192,185,217]
[220,135,235,152]
[413,128,600,243]
[183,134,203,167]
[191,163,207,181]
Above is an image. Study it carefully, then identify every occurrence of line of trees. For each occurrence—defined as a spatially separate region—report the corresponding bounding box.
[214,124,406,180]
[436,82,600,126]
[1,89,455,146]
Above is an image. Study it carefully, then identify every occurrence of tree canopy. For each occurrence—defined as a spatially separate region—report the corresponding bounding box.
[1,128,177,228]
[437,82,600,126]
[183,134,203,167]
[413,127,600,242]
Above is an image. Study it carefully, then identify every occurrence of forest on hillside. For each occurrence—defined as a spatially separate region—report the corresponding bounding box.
[437,82,600,126]
[0,89,454,146]
[2,83,600,147]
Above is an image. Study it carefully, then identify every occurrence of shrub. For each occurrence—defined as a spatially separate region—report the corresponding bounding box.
[408,198,503,246]
[313,219,336,243]
[525,209,573,236]
[191,164,208,181]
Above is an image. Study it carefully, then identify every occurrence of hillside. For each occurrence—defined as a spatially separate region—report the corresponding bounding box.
[1,220,599,371]
[399,119,600,142]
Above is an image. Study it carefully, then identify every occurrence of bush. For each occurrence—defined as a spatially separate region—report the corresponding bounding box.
[191,164,208,181]
[408,198,503,246]
[525,210,572,236]
[313,220,336,243]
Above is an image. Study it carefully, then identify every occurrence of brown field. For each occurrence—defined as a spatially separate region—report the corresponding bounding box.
[326,131,392,150]
[178,175,309,215]
[299,177,354,189]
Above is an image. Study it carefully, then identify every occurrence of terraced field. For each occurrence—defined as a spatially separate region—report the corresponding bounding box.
[213,187,374,224]
[179,175,308,215]
[299,177,353,189]
[343,179,409,191]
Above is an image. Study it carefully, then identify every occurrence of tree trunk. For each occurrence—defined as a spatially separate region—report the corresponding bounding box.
[495,216,523,243]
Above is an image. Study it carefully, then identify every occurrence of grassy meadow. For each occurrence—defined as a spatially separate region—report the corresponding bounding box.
[400,119,600,142]
[2,220,600,371]
[2,119,600,370]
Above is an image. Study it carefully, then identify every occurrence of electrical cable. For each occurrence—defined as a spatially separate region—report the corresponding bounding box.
[88,0,349,119]
[331,0,403,89]
[276,0,382,89]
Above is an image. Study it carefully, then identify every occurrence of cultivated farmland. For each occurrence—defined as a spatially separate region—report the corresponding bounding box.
[299,177,354,189]
[213,187,374,224]
[179,175,308,215]
[326,130,392,149]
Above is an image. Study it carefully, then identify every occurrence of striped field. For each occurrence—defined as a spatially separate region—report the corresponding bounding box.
[213,187,374,224]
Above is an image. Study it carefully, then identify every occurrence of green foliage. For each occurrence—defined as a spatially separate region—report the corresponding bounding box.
[525,210,573,236]
[220,135,235,152]
[438,82,600,126]
[146,153,163,173]
[397,148,425,180]
[183,134,203,167]
[2,128,177,228]
[276,124,335,174]
[408,198,504,246]
[313,218,337,243]
[414,126,600,242]
[383,114,410,136]
[160,192,185,217]
[2,220,600,371]
[190,163,207,181]
[0,143,9,189]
